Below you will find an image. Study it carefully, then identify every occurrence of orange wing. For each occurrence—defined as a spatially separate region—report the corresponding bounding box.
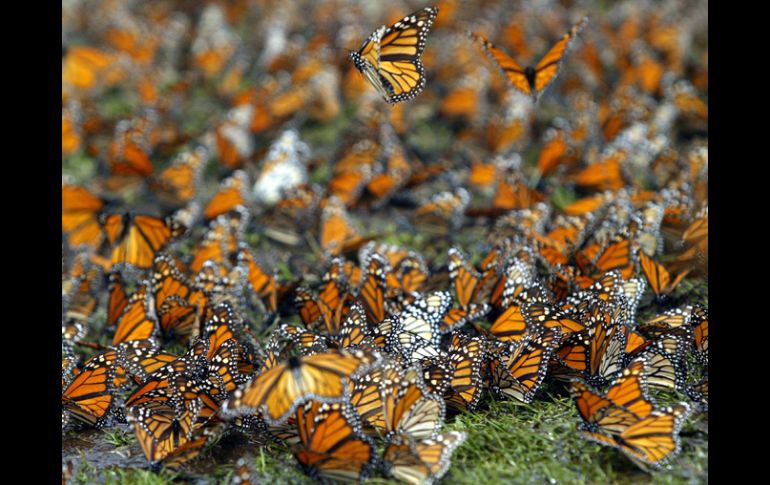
[359,254,389,324]
[62,184,104,249]
[468,31,531,97]
[103,213,181,269]
[112,283,158,345]
[203,170,250,220]
[293,401,375,482]
[106,271,128,328]
[62,348,128,427]
[533,18,588,94]
[639,250,690,297]
[470,17,587,101]
[237,245,280,313]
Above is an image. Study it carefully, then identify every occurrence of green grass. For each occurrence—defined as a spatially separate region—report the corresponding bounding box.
[442,397,706,484]
[102,428,134,447]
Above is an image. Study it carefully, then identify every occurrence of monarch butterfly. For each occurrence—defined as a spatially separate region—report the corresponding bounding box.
[572,360,692,469]
[62,45,119,91]
[190,209,246,273]
[236,245,288,314]
[336,301,377,351]
[279,324,330,355]
[292,400,376,482]
[575,239,636,283]
[414,188,470,233]
[572,151,626,191]
[328,140,377,207]
[571,358,656,434]
[686,373,708,409]
[389,255,430,301]
[585,271,637,305]
[62,261,101,335]
[123,343,219,416]
[444,335,484,411]
[638,250,690,298]
[62,341,168,427]
[151,254,197,339]
[359,253,390,324]
[490,328,562,403]
[273,184,323,222]
[102,212,183,269]
[126,398,202,468]
[204,170,251,220]
[382,292,451,362]
[360,242,430,303]
[190,260,243,313]
[220,349,381,424]
[440,302,490,334]
[366,128,413,206]
[112,283,158,346]
[639,306,694,334]
[319,196,371,258]
[380,363,445,440]
[440,247,492,333]
[62,183,105,249]
[491,174,546,212]
[107,113,158,179]
[349,6,438,104]
[62,348,124,427]
[521,299,586,336]
[149,146,208,206]
[691,305,708,365]
[446,246,500,309]
[493,258,542,309]
[213,106,254,169]
[553,300,628,387]
[115,339,178,385]
[469,17,588,102]
[128,329,245,427]
[106,271,128,328]
[295,260,355,336]
[383,431,467,485]
[635,332,690,392]
[489,304,530,343]
[536,129,577,176]
[350,364,391,433]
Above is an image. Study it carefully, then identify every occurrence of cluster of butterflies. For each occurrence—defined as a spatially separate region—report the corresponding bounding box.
[63,0,707,482]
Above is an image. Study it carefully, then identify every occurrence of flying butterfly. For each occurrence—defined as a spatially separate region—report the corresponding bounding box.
[469,17,588,102]
[349,7,438,104]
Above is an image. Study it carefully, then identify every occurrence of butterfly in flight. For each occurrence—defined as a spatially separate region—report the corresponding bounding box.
[349,6,438,104]
[469,17,588,102]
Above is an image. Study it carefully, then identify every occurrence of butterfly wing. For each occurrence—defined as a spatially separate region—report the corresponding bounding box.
[469,31,531,97]
[532,18,588,97]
